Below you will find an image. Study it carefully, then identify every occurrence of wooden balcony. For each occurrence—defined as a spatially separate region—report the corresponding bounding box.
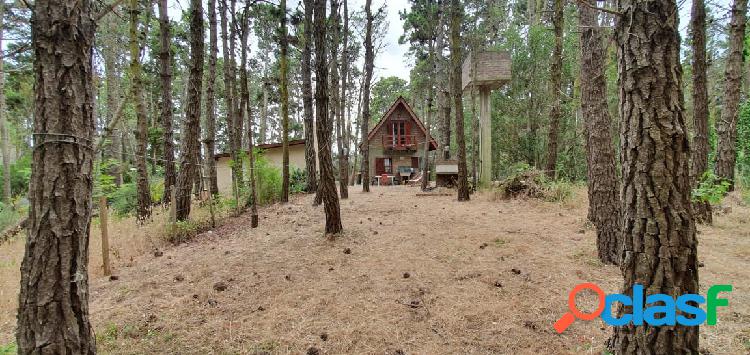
[383,134,417,150]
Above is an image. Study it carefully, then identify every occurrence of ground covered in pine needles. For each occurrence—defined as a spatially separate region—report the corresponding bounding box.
[0,186,748,354]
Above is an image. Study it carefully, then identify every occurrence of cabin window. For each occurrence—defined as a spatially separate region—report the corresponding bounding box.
[384,158,392,173]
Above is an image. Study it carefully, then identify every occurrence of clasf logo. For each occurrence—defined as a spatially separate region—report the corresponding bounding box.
[553,282,732,333]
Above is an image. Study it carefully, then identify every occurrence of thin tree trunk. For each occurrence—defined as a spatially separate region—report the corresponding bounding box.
[204,0,219,196]
[16,0,96,351]
[280,0,291,203]
[330,0,343,199]
[609,0,699,351]
[579,3,621,265]
[338,0,350,198]
[361,0,374,193]
[545,0,563,179]
[158,0,177,203]
[261,81,268,145]
[450,0,469,201]
[302,0,318,196]
[220,0,239,197]
[314,0,343,234]
[240,6,259,227]
[230,0,243,184]
[130,0,152,221]
[103,18,123,187]
[0,3,9,204]
[691,0,712,223]
[715,0,747,191]
[349,74,364,186]
[175,0,204,221]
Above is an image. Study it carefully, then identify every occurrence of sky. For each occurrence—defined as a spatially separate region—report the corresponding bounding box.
[169,0,414,81]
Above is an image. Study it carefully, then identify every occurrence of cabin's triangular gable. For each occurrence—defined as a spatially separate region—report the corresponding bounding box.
[367,96,438,150]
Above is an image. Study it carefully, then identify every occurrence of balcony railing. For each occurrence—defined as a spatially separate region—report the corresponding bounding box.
[383,134,417,150]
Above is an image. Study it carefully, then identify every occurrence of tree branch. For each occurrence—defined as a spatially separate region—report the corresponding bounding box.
[577,0,622,16]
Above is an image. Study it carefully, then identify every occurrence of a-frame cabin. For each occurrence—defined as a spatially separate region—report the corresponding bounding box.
[363,96,438,184]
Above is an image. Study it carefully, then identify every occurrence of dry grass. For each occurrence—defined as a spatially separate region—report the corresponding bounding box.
[0,186,748,354]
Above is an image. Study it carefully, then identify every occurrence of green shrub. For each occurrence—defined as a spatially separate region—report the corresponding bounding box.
[290,167,307,194]
[0,342,16,355]
[0,153,31,199]
[692,171,731,205]
[253,153,282,205]
[0,202,21,232]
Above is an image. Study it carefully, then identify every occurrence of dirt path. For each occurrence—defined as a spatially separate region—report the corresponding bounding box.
[1,186,748,354]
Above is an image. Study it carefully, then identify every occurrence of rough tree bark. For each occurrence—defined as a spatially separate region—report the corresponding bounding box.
[691,0,712,223]
[544,0,563,179]
[450,0,469,201]
[16,0,97,351]
[280,0,290,203]
[302,0,318,195]
[240,6,259,227]
[0,2,9,203]
[261,80,268,145]
[361,0,374,193]
[579,3,621,265]
[158,0,177,203]
[220,0,239,196]
[175,0,204,221]
[204,0,219,196]
[102,18,123,187]
[609,0,699,351]
[715,0,747,191]
[130,0,152,221]
[314,0,343,234]
[330,0,344,199]
[338,0,350,198]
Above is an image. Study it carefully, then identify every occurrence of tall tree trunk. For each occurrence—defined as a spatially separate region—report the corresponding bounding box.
[175,0,204,221]
[715,0,747,191]
[579,3,621,265]
[691,0,712,223]
[545,0,563,179]
[158,0,177,203]
[230,0,243,184]
[349,74,364,186]
[330,0,343,199]
[0,2,9,204]
[609,0,699,351]
[261,81,269,145]
[103,18,123,187]
[450,0,469,201]
[16,0,96,351]
[240,7,259,227]
[204,0,219,196]
[280,0,291,203]
[302,0,318,196]
[220,0,239,197]
[361,0,374,192]
[338,0,350,198]
[130,0,152,221]
[314,0,343,234]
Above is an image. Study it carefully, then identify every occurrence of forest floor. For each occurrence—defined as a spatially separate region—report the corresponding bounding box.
[0,186,749,354]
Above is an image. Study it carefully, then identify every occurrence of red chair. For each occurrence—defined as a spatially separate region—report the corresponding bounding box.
[380,173,390,186]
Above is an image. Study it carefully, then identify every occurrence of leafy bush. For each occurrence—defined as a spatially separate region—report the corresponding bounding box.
[0,153,31,199]
[253,153,282,205]
[105,179,165,217]
[0,202,21,232]
[290,167,307,194]
[0,342,17,355]
[692,171,731,205]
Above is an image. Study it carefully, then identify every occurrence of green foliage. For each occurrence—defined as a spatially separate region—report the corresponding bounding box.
[105,179,164,217]
[0,153,32,199]
[370,76,410,120]
[0,342,17,355]
[692,172,731,205]
[290,167,307,194]
[0,201,21,233]
[253,153,282,205]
